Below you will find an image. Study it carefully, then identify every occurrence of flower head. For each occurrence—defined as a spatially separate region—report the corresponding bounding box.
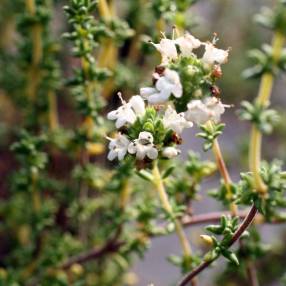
[107,133,130,161]
[163,106,193,134]
[202,43,229,65]
[185,97,228,125]
[128,132,158,160]
[185,99,211,125]
[140,69,182,104]
[175,33,201,57]
[204,97,227,123]
[107,94,145,128]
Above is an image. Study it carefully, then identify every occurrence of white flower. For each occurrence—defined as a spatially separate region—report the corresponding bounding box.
[175,33,201,57]
[185,97,228,125]
[185,99,211,125]
[152,38,178,64]
[128,132,158,160]
[202,43,229,65]
[107,95,145,128]
[204,97,227,123]
[140,69,182,104]
[107,133,130,161]
[162,147,181,159]
[163,106,193,134]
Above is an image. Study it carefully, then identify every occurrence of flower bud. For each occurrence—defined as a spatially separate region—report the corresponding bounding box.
[86,142,105,155]
[200,235,214,246]
[143,122,154,132]
[123,272,138,285]
[162,147,181,159]
[187,65,198,76]
[212,65,223,78]
[155,65,165,75]
[71,263,84,276]
[194,89,203,98]
[210,86,221,97]
[0,268,7,280]
[171,133,183,145]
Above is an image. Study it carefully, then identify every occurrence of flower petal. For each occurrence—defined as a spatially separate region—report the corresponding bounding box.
[128,142,137,154]
[107,150,117,161]
[140,87,157,98]
[107,110,118,120]
[129,95,145,115]
[148,91,170,104]
[172,83,183,98]
[147,147,158,160]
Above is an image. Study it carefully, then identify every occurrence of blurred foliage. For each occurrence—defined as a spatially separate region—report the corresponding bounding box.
[0,0,286,286]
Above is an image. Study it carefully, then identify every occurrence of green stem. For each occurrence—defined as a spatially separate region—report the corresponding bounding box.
[152,162,192,257]
[249,32,284,195]
[48,90,59,131]
[212,138,238,216]
[25,0,42,101]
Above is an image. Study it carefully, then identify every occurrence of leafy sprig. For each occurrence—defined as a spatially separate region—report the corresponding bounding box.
[237,160,286,220]
[203,215,242,265]
[197,122,225,151]
[238,101,279,134]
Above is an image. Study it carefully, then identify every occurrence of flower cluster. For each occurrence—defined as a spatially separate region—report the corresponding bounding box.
[107,94,191,161]
[107,32,230,162]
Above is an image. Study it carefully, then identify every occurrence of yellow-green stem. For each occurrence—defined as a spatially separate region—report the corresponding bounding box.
[31,172,41,213]
[81,48,95,138]
[98,0,111,19]
[120,180,131,209]
[25,0,43,101]
[152,162,192,257]
[249,32,284,194]
[48,90,59,131]
[25,0,36,14]
[25,0,42,212]
[98,0,118,99]
[156,18,166,33]
[109,0,116,16]
[78,48,97,240]
[32,25,43,66]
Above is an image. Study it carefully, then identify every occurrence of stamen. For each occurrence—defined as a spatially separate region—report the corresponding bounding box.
[160,31,166,39]
[172,25,177,40]
[212,32,219,45]
[117,92,126,104]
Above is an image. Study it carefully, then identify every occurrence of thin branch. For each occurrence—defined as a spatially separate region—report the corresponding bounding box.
[182,210,248,227]
[60,208,286,270]
[229,205,257,244]
[61,240,124,269]
[61,230,123,269]
[177,205,258,286]
[246,261,260,286]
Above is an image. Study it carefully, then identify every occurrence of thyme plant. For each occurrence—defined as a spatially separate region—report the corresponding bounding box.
[0,1,286,286]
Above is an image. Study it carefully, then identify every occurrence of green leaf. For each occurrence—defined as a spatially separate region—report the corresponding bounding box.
[222,250,239,266]
[136,170,154,182]
[162,166,175,179]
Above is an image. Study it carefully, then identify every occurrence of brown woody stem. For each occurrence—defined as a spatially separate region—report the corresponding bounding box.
[177,205,258,286]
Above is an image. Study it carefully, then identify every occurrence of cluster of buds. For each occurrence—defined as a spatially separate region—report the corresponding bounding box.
[107,31,230,163]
